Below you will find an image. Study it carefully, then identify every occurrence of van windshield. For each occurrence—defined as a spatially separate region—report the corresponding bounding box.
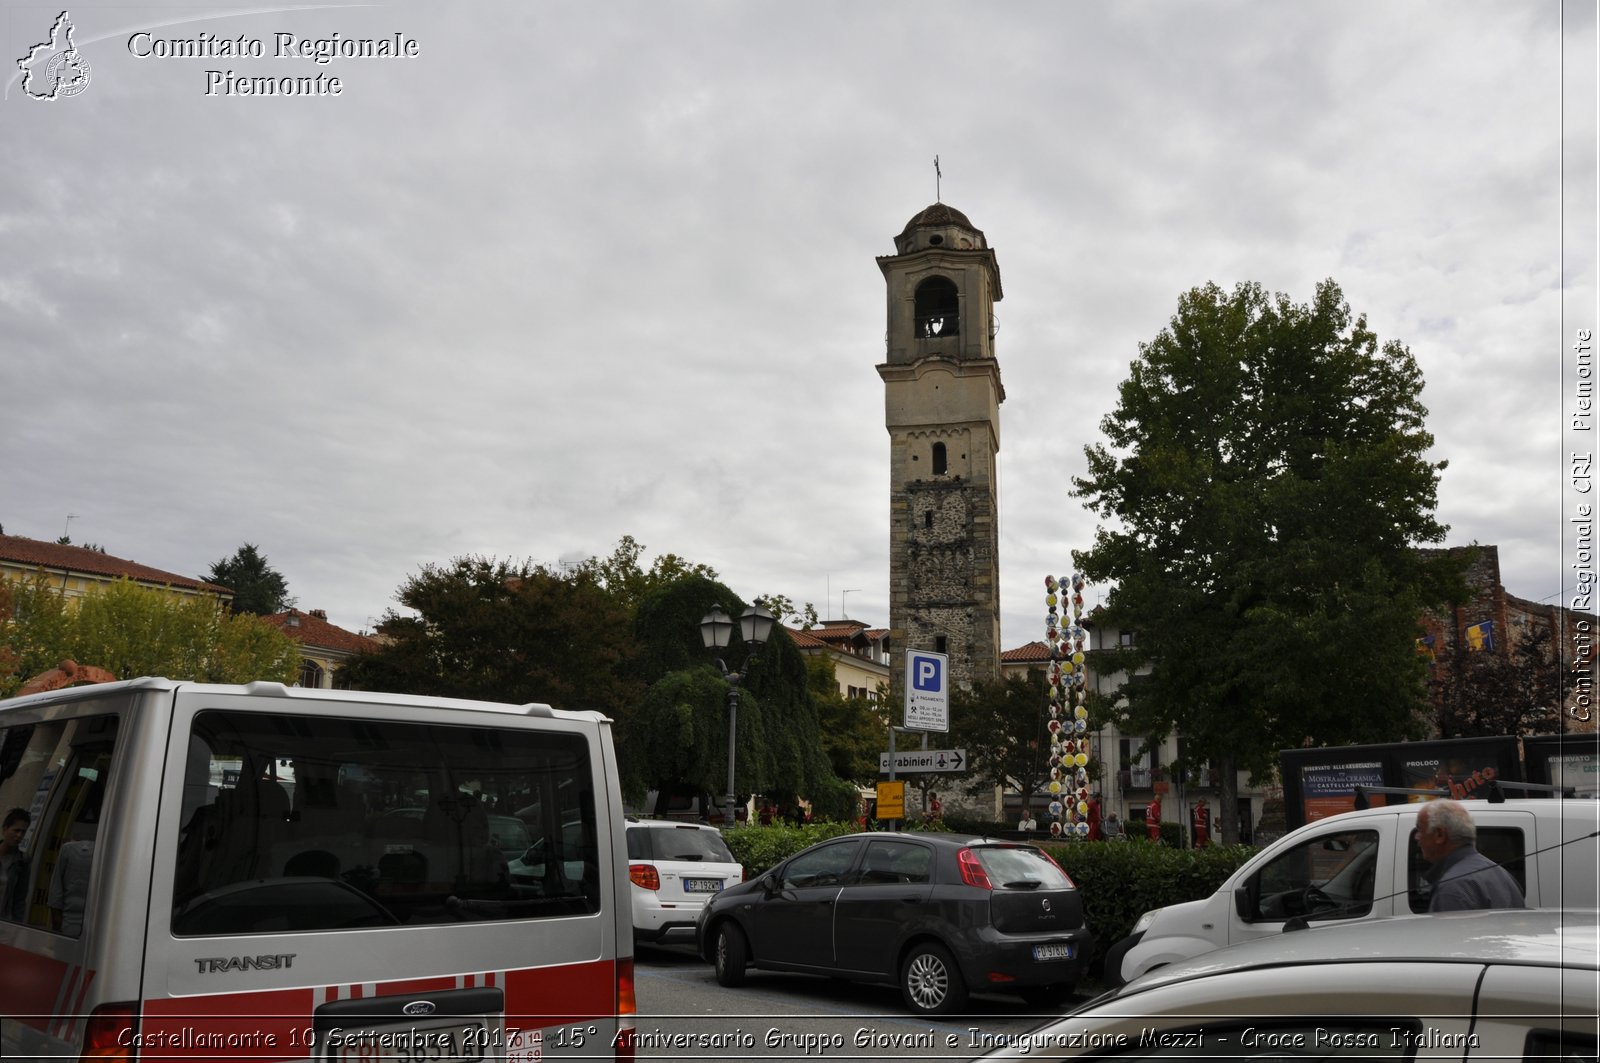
[173,709,601,935]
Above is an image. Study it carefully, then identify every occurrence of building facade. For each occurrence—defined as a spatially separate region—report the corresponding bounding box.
[0,534,231,606]
[263,608,381,689]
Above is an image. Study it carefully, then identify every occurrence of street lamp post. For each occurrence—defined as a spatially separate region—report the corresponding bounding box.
[699,602,776,831]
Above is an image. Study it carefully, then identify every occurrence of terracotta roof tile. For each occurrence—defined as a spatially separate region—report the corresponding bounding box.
[264,609,380,656]
[1001,641,1055,663]
[0,533,231,595]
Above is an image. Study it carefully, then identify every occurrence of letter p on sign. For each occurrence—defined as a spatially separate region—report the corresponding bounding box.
[914,657,941,690]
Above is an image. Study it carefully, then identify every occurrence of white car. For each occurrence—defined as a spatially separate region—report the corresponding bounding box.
[626,817,743,945]
[977,909,1599,1060]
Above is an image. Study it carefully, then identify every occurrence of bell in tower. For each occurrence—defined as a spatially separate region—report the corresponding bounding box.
[877,202,1005,695]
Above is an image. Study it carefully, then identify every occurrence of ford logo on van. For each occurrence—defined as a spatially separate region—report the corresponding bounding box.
[402,1001,436,1016]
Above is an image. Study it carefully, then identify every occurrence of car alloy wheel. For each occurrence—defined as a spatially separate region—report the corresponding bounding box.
[901,942,967,1015]
[714,923,748,988]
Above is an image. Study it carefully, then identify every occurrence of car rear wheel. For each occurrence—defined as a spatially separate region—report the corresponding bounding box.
[901,942,967,1015]
[713,923,748,988]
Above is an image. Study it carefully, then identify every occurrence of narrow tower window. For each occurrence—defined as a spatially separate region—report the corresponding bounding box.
[915,277,960,338]
[932,442,948,475]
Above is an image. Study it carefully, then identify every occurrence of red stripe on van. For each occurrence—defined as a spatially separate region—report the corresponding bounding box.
[0,943,88,1032]
[136,960,615,1062]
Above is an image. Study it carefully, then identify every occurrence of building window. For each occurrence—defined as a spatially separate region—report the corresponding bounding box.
[1119,630,1136,648]
[934,636,948,655]
[298,659,325,689]
[932,442,948,475]
[914,277,960,338]
[924,510,934,529]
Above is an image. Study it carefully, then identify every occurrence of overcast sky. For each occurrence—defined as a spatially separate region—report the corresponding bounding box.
[4,1,1595,649]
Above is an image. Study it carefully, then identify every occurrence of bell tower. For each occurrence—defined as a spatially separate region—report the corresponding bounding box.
[877,203,1004,693]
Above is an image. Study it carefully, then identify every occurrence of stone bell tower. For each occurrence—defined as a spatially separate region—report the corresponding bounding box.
[877,203,1004,694]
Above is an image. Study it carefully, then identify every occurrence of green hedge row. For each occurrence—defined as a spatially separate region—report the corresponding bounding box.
[721,822,1255,977]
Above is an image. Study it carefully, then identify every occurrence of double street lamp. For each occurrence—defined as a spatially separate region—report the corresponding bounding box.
[699,602,776,830]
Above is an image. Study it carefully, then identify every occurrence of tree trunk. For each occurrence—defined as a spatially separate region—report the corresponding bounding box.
[1217,752,1240,845]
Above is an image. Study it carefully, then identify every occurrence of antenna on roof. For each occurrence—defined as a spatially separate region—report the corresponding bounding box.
[933,155,942,203]
[64,513,80,540]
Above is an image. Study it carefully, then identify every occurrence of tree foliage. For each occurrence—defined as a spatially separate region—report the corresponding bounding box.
[1073,279,1464,842]
[804,654,888,784]
[950,670,1056,809]
[1433,623,1565,739]
[339,556,642,715]
[0,577,300,696]
[208,543,292,616]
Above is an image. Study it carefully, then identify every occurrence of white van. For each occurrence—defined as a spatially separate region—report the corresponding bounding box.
[1108,797,1600,985]
[0,678,636,1062]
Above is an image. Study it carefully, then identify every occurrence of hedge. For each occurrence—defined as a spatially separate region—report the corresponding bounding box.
[721,821,1255,977]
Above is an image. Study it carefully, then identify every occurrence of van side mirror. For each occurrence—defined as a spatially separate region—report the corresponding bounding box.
[1234,887,1253,921]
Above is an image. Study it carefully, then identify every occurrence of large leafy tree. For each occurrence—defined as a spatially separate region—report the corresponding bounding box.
[339,557,642,715]
[207,543,292,615]
[804,654,888,785]
[1073,279,1464,843]
[0,577,300,696]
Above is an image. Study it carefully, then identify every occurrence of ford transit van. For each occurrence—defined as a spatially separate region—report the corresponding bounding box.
[0,678,636,1061]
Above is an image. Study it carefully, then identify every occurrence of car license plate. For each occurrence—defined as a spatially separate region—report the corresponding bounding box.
[1032,943,1073,962]
[684,878,723,893]
[333,1020,486,1063]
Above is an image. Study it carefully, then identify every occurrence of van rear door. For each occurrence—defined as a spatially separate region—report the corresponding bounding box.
[141,685,628,1061]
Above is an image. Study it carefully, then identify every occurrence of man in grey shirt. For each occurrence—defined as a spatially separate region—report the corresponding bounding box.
[1416,799,1526,912]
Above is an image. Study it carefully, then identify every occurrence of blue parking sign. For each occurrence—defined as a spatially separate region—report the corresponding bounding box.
[904,649,949,732]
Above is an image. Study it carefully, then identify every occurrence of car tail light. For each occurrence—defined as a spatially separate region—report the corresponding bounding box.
[1037,847,1076,889]
[629,864,660,890]
[615,957,636,1060]
[80,1002,138,1063]
[957,848,992,890]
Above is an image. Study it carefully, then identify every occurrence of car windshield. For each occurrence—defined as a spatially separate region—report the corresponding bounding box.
[975,845,1072,889]
[634,825,735,862]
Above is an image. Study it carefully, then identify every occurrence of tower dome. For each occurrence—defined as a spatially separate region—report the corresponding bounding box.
[894,203,987,254]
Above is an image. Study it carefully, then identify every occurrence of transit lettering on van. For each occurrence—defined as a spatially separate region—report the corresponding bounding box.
[194,953,298,973]
[0,677,637,1062]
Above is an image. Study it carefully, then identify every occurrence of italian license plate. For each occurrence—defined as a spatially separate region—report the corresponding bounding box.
[684,878,723,893]
[332,1020,487,1063]
[1032,943,1073,962]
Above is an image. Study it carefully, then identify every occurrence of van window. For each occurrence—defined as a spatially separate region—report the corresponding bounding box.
[1407,825,1527,913]
[1245,829,1378,922]
[172,709,601,935]
[0,712,120,936]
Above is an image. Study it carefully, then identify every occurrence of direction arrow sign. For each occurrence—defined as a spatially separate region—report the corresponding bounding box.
[878,749,967,774]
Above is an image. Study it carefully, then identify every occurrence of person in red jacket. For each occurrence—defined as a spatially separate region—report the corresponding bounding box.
[1146,795,1162,842]
[1086,794,1103,841]
[1191,799,1210,847]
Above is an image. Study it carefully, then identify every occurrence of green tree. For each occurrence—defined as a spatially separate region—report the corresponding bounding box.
[338,557,643,715]
[1434,624,1565,739]
[804,654,887,784]
[0,577,300,695]
[621,575,839,810]
[573,535,718,615]
[208,543,292,616]
[949,670,1058,811]
[1073,279,1464,843]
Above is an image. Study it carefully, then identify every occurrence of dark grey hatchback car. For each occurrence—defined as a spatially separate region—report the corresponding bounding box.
[694,832,1090,1015]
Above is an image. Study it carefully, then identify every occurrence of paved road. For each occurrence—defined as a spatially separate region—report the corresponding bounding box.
[633,945,1086,1061]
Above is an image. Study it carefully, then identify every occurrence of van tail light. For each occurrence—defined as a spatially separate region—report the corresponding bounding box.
[629,864,660,890]
[615,957,637,1060]
[80,1002,138,1063]
[957,848,992,890]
